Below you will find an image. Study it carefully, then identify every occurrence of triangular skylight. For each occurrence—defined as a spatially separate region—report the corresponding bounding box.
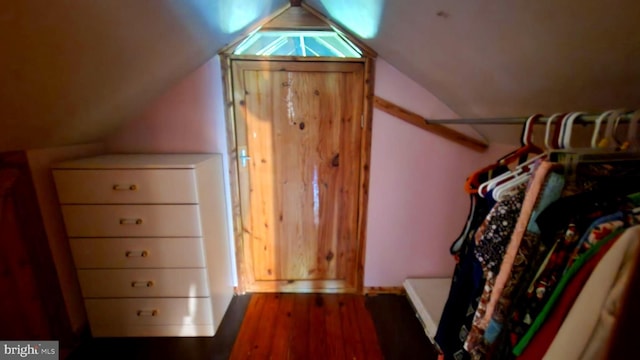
[234,30,362,58]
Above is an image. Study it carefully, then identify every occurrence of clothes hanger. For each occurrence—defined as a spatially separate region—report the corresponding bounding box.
[478,168,517,198]
[556,112,581,149]
[480,167,529,198]
[464,141,543,194]
[544,113,565,150]
[487,115,545,200]
[622,110,640,151]
[560,111,587,150]
[473,115,543,196]
[521,114,542,148]
[612,113,628,150]
[590,110,615,148]
[492,167,533,201]
[553,113,572,149]
[598,109,626,149]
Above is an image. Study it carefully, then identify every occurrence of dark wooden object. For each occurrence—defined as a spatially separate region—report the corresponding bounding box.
[0,151,73,345]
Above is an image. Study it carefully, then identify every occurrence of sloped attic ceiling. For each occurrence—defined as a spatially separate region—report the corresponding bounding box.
[2,0,640,152]
[0,0,288,152]
[307,0,640,143]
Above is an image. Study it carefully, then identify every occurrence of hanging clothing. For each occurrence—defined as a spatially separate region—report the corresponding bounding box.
[462,185,527,358]
[513,227,625,356]
[436,165,510,360]
[483,162,555,327]
[437,148,640,360]
[482,171,565,345]
[465,162,553,359]
[508,190,637,345]
[475,185,527,275]
[435,194,493,360]
[565,209,640,270]
[543,225,640,360]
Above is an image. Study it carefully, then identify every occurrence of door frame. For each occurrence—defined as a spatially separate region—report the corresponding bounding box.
[221,55,375,294]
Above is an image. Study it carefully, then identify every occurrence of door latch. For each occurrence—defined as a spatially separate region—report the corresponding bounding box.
[239,148,251,168]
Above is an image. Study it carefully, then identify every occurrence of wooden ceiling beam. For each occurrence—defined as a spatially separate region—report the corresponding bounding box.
[374,96,488,152]
[290,0,302,7]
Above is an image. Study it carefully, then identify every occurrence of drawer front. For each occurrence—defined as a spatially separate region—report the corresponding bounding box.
[85,298,213,326]
[70,237,206,269]
[62,205,201,237]
[53,169,198,204]
[78,269,210,298]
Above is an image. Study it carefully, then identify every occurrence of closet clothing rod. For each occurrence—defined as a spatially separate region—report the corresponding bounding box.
[428,114,634,125]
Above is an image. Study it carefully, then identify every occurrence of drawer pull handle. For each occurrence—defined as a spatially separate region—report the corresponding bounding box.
[125,250,149,258]
[131,280,154,288]
[120,218,143,225]
[113,184,138,191]
[136,310,158,317]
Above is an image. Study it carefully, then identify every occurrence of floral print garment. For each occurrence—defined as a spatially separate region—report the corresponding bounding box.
[463,184,526,357]
[482,172,565,346]
[474,185,527,274]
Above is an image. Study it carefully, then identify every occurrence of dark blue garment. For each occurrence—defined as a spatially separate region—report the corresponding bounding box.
[435,194,491,360]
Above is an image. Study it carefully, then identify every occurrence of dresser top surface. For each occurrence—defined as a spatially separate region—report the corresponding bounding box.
[53,154,220,169]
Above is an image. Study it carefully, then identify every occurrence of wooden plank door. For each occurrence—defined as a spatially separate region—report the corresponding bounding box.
[232,60,365,293]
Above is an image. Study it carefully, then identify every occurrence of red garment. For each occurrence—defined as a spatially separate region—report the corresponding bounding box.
[517,232,620,360]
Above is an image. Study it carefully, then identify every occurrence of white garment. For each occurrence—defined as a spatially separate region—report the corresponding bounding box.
[543,225,640,360]
[579,230,638,359]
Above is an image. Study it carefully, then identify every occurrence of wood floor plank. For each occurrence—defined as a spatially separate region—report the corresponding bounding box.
[308,294,329,360]
[248,293,280,358]
[354,296,384,360]
[340,294,366,360]
[270,293,295,359]
[365,294,438,360]
[231,293,385,360]
[229,293,268,359]
[289,294,311,360]
[324,294,346,360]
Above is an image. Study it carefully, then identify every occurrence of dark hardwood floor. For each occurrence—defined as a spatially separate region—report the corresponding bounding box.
[67,294,436,360]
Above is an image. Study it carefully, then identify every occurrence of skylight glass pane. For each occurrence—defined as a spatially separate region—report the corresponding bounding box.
[234,31,361,58]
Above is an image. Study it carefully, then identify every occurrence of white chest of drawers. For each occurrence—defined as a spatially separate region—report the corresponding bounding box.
[52,154,234,337]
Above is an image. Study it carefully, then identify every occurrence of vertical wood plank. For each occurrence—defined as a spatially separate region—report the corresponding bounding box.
[231,60,257,292]
[222,55,247,294]
[245,68,277,281]
[355,57,375,293]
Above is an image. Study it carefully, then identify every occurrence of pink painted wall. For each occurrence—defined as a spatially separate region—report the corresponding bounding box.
[105,57,227,154]
[26,142,106,333]
[105,56,237,284]
[364,61,516,286]
[105,56,518,288]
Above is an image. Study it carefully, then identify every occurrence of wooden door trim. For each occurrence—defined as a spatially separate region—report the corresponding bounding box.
[221,55,374,294]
